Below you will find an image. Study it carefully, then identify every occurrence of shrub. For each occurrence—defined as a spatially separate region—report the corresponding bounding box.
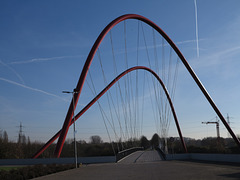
[0,164,75,180]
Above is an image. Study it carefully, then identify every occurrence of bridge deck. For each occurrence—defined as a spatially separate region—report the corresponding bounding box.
[118,150,162,163]
[34,151,240,180]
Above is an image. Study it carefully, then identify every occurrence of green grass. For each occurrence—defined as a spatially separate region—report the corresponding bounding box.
[0,166,21,171]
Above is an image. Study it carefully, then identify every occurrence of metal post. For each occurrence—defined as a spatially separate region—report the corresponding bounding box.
[62,90,78,168]
[72,92,77,168]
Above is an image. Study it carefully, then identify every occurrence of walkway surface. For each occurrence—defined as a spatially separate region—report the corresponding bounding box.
[34,151,240,180]
[118,150,162,163]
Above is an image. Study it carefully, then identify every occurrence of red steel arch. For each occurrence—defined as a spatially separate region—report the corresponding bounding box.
[54,14,240,157]
[33,66,187,158]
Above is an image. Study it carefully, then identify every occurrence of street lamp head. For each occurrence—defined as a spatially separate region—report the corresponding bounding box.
[62,89,79,94]
[73,88,79,93]
[62,91,72,94]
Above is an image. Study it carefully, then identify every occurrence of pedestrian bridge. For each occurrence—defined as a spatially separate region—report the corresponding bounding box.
[118,150,162,163]
[34,150,240,180]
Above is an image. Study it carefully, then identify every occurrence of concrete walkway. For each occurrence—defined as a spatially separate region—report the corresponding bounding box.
[118,150,162,163]
[34,151,240,180]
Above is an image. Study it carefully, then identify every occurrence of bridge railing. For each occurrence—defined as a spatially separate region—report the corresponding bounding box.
[0,156,116,166]
[116,147,144,162]
[155,147,166,160]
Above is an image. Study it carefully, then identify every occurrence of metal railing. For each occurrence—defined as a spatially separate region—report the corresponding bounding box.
[116,147,144,162]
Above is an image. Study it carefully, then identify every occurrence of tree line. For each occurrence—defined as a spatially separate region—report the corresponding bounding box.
[0,130,239,159]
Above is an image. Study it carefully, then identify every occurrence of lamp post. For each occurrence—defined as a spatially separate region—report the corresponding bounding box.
[62,89,78,168]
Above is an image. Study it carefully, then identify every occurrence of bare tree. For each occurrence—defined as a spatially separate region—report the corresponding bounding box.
[90,135,103,144]
[140,136,150,149]
[3,130,8,143]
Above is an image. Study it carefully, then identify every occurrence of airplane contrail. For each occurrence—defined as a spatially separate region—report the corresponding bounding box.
[194,0,200,58]
[115,39,204,55]
[8,55,83,65]
[7,39,200,66]
[0,60,25,85]
[0,77,68,102]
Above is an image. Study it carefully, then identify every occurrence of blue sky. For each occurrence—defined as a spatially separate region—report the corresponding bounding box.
[1,0,240,143]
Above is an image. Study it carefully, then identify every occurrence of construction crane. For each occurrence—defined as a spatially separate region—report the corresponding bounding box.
[202,117,220,139]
